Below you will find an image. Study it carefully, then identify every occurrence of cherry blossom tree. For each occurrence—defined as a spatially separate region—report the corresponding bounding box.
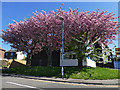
[59,8,119,66]
[60,7,118,66]
[2,19,43,66]
[1,4,119,66]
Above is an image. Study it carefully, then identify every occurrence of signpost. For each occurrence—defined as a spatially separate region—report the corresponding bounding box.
[60,16,64,79]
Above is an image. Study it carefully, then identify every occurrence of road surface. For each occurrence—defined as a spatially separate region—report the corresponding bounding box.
[2,76,119,90]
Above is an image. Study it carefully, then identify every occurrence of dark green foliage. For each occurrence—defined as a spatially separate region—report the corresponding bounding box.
[2,66,119,80]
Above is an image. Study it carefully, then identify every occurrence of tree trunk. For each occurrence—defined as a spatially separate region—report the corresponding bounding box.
[47,52,52,66]
[77,51,86,68]
[77,52,83,68]
[26,53,31,66]
[13,54,15,61]
[111,58,114,68]
[78,59,82,68]
[45,48,52,66]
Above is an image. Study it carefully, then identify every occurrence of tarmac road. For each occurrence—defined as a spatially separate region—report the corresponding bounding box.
[1,76,119,90]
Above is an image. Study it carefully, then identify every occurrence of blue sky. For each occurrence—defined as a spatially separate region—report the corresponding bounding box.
[1,2,118,54]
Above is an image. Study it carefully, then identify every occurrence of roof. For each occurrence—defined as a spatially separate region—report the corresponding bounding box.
[0,47,5,51]
[6,49,17,52]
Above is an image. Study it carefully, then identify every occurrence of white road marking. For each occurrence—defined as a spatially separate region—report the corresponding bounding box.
[6,81,37,88]
[5,77,119,88]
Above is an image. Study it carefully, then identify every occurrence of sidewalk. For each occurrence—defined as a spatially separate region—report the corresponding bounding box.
[2,73,120,85]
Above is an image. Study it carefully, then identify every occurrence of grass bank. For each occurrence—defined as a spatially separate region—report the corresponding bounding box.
[2,66,119,80]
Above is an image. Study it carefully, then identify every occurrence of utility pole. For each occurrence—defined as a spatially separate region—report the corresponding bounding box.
[60,16,64,79]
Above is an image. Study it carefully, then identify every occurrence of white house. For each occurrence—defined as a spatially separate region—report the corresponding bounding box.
[5,49,25,60]
[16,51,25,60]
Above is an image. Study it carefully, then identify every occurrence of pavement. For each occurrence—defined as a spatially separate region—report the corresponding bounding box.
[2,73,120,86]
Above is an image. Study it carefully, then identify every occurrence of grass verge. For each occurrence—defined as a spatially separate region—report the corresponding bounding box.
[2,66,119,80]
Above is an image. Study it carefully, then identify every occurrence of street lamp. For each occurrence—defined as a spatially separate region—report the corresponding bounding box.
[60,16,64,79]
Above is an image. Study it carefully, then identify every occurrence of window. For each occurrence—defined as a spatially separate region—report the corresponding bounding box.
[6,53,8,56]
[11,53,13,56]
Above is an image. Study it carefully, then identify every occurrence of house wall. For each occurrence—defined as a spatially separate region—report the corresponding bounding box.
[82,58,96,67]
[16,52,25,60]
[0,49,5,60]
[4,52,17,59]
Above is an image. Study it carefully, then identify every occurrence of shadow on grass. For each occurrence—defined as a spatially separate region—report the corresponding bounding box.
[2,66,119,80]
[2,66,95,79]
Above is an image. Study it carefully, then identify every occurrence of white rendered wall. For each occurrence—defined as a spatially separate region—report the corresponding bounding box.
[16,52,25,60]
[82,58,96,67]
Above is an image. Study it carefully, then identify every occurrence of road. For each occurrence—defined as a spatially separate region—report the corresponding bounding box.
[2,76,119,90]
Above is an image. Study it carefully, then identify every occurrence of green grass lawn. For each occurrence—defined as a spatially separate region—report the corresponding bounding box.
[2,66,119,80]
